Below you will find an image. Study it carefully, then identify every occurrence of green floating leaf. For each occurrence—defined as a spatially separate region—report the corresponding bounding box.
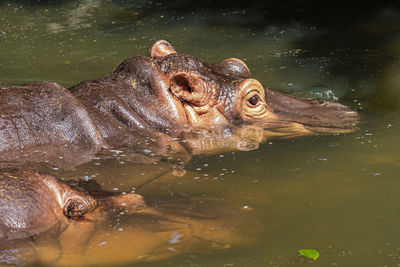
[298,249,319,261]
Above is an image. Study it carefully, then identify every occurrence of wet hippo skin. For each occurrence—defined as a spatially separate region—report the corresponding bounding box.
[0,169,145,241]
[0,40,359,168]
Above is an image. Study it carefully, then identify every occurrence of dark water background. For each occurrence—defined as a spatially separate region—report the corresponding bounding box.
[0,1,400,266]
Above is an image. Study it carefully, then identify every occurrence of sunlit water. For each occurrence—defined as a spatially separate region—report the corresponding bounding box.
[1,1,400,266]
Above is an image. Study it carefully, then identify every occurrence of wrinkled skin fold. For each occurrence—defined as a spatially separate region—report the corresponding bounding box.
[0,40,359,168]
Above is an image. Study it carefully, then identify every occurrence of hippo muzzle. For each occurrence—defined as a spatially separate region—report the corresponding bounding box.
[263,87,360,136]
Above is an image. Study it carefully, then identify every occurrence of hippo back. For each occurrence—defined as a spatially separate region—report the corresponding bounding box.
[0,82,104,168]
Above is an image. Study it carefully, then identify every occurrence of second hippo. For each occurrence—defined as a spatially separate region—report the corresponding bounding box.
[0,169,256,266]
[0,169,145,241]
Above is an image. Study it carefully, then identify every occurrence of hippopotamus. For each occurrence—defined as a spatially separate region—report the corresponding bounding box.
[0,169,255,266]
[0,40,359,168]
[0,169,145,241]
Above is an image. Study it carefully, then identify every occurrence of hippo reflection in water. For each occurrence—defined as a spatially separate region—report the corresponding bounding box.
[0,40,359,168]
[0,169,253,266]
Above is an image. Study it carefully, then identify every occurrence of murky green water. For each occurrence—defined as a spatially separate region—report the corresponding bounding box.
[1,1,400,266]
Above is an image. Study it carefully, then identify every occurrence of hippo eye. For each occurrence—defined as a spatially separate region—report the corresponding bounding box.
[247,95,260,107]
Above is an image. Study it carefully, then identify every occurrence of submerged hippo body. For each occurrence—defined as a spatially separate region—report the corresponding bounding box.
[0,40,359,168]
[0,169,254,266]
[0,169,95,240]
[0,169,144,241]
[0,81,182,168]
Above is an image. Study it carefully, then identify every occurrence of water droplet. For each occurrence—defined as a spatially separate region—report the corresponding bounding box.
[98,241,107,246]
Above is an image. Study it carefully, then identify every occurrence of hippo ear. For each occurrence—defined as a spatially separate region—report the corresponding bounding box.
[170,73,218,109]
[150,40,177,58]
[214,58,251,78]
[63,195,97,219]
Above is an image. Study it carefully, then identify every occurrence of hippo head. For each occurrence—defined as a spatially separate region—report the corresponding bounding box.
[0,170,146,241]
[148,40,359,141]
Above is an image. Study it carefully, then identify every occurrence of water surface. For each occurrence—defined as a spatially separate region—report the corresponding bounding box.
[1,1,400,266]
